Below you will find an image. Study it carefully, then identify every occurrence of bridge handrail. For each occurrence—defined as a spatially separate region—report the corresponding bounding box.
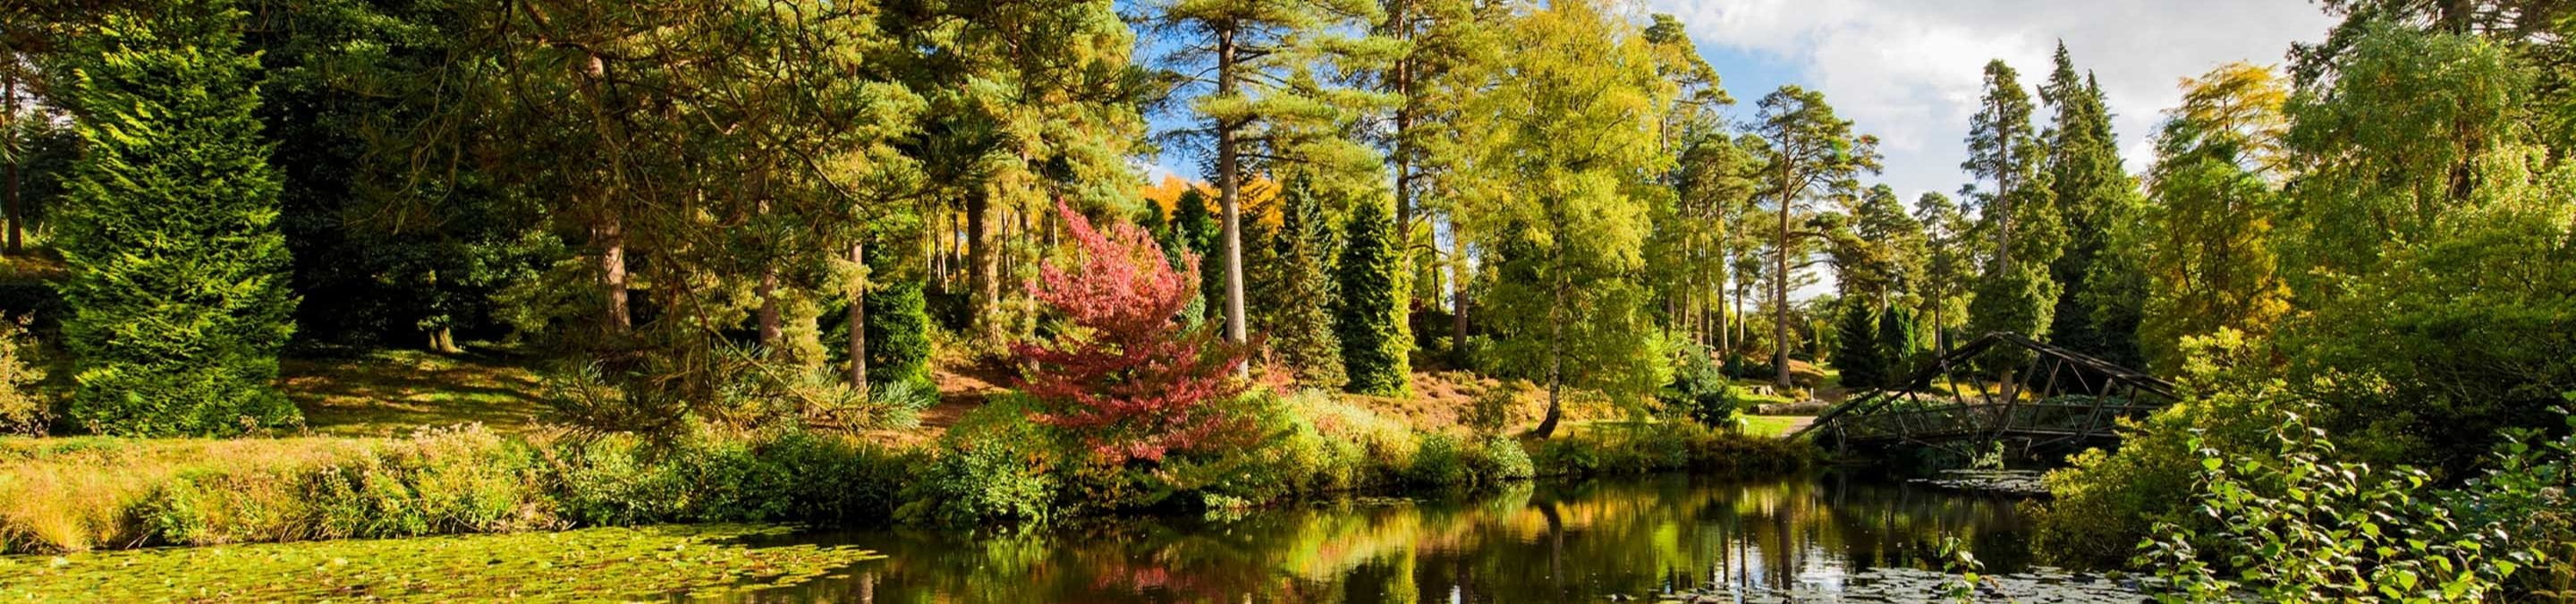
[1786,332,2179,442]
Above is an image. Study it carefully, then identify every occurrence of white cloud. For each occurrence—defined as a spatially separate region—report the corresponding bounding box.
[1643,0,2338,201]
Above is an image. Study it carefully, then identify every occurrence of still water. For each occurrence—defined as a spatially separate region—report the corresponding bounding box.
[733,473,2147,602]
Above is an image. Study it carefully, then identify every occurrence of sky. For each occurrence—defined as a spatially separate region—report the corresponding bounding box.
[1140,0,2342,205]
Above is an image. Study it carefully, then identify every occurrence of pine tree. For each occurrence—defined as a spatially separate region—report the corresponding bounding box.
[57,0,301,435]
[1831,301,1882,390]
[1962,59,2060,374]
[1749,86,1881,389]
[864,277,933,392]
[1260,174,1343,387]
[1336,192,1409,396]
[2039,43,2148,369]
[1876,304,1928,388]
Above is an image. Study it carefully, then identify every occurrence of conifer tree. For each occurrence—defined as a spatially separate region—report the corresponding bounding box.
[1260,174,1343,387]
[1748,86,1880,389]
[1831,301,1883,390]
[1875,304,1928,388]
[1962,59,2061,376]
[2039,43,2148,368]
[57,0,301,435]
[1335,192,1409,396]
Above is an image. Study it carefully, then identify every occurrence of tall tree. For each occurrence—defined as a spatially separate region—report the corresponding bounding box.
[1255,172,1343,387]
[1148,0,1393,345]
[1747,86,1879,388]
[2038,43,2148,368]
[57,0,301,435]
[1335,192,1409,396]
[1459,0,1670,438]
[1912,192,1974,354]
[1962,59,2060,382]
[2137,63,2292,373]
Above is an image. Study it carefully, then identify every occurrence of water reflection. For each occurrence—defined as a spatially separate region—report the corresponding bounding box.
[737,472,2045,602]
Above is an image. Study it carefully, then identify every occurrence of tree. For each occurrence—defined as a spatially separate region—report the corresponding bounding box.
[1913,192,1975,354]
[1831,300,1882,390]
[1015,200,1250,464]
[1147,0,1393,345]
[2138,63,2292,373]
[1962,59,2061,379]
[1256,172,1343,387]
[1747,85,1879,388]
[1459,0,1670,438]
[56,0,301,435]
[1335,192,1409,396]
[1875,304,1928,388]
[2039,43,2148,368]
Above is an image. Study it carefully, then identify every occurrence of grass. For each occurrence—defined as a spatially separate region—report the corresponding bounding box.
[1740,415,1805,438]
[0,436,383,552]
[279,347,550,438]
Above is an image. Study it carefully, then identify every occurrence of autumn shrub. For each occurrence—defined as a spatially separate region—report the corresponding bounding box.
[1013,200,1250,465]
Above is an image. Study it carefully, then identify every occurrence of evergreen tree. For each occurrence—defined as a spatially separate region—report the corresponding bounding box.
[864,277,933,392]
[1831,301,1882,390]
[1748,86,1880,388]
[57,0,301,435]
[1875,304,1928,388]
[1335,193,1410,396]
[1962,59,2060,374]
[2039,42,2148,368]
[1171,189,1221,321]
[1261,174,1343,387]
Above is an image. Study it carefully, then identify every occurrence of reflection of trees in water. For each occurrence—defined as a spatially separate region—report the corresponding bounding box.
[764,474,2034,602]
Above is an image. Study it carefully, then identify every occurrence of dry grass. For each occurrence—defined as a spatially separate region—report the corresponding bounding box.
[0,436,379,552]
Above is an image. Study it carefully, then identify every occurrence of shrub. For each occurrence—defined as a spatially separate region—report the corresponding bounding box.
[897,396,1060,527]
[56,0,301,436]
[1015,200,1250,464]
[2139,406,2561,602]
[1658,342,1737,430]
[863,277,933,391]
[0,315,48,436]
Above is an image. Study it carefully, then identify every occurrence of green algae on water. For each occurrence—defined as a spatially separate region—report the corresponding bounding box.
[0,524,881,601]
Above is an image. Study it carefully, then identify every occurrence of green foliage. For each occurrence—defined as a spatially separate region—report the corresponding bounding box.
[56,0,301,436]
[2033,328,2283,567]
[2137,63,2292,374]
[1967,263,2057,370]
[1832,302,1885,390]
[2138,407,2565,602]
[1256,174,1343,388]
[0,316,47,436]
[896,396,1060,528]
[1875,305,1929,388]
[2039,42,2148,369]
[1658,342,1737,429]
[863,277,932,391]
[1335,195,1410,396]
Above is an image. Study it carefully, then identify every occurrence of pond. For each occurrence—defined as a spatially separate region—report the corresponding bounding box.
[732,472,2156,602]
[2,472,2157,601]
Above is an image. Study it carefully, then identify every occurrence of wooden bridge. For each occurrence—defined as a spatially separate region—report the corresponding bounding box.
[1789,333,2180,458]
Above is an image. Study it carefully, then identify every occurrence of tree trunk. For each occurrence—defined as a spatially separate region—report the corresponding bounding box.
[1774,159,1795,389]
[4,70,18,256]
[849,241,868,389]
[1532,237,1566,439]
[599,214,631,335]
[967,189,998,344]
[1450,215,1470,365]
[1216,29,1248,345]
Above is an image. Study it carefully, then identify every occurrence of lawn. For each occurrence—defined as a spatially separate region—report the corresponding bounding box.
[278,347,550,437]
[1740,415,1808,438]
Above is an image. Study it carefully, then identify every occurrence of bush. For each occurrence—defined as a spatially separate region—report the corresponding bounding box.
[2139,406,2566,601]
[1658,342,1737,430]
[0,315,48,436]
[897,396,1060,527]
[862,277,932,391]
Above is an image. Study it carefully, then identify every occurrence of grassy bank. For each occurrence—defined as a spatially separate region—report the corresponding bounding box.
[0,390,1810,554]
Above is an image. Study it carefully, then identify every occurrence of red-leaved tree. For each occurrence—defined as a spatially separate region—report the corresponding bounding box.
[1015,200,1250,464]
